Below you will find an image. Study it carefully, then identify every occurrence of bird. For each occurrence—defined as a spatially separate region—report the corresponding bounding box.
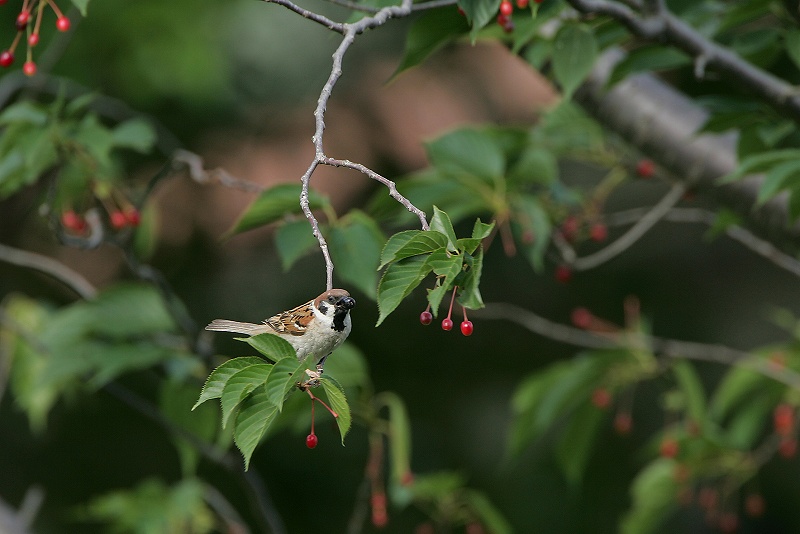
[205,289,355,370]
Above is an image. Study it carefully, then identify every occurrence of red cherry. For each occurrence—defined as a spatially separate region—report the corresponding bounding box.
[496,13,508,25]
[306,433,318,449]
[534,0,543,3]
[61,210,85,231]
[124,208,141,227]
[15,10,29,30]
[591,387,611,409]
[27,33,39,46]
[441,318,453,331]
[560,215,580,242]
[419,310,433,325]
[555,264,572,283]
[110,211,127,229]
[0,50,13,68]
[499,0,513,16]
[516,0,529,7]
[659,437,679,458]
[614,412,632,435]
[460,320,473,336]
[745,493,765,518]
[56,16,71,32]
[636,158,655,178]
[371,492,387,527]
[779,437,797,458]
[773,403,794,435]
[22,61,36,77]
[590,223,608,242]
[570,307,592,329]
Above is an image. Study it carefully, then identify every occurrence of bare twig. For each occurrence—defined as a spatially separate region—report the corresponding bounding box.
[261,0,345,33]
[266,0,428,290]
[173,149,265,194]
[478,302,800,390]
[0,243,97,299]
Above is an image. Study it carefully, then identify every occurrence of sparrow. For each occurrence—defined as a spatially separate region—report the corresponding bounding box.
[205,289,355,370]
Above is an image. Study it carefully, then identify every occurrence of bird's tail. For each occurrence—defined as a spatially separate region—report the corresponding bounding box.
[205,319,272,336]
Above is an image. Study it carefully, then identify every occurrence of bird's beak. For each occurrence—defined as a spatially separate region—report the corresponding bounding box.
[338,296,356,310]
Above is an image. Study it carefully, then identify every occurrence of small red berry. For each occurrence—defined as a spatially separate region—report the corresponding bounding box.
[636,158,655,178]
[555,264,572,283]
[124,208,141,227]
[614,412,632,435]
[534,0,543,3]
[0,51,14,68]
[659,437,679,458]
[502,19,514,33]
[460,320,473,336]
[61,210,85,231]
[441,318,453,331]
[516,0,529,7]
[745,493,765,518]
[56,17,71,32]
[15,10,29,30]
[27,33,39,46]
[110,211,127,229]
[22,61,36,77]
[499,0,513,16]
[420,310,433,325]
[773,403,794,436]
[590,223,608,242]
[560,215,580,242]
[457,6,465,16]
[591,387,611,409]
[496,13,508,25]
[306,433,318,449]
[0,0,8,5]
[779,437,797,458]
[571,307,592,329]
[371,492,387,527]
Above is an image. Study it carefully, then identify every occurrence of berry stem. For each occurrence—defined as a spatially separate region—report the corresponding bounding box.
[446,285,458,321]
[33,0,45,36]
[310,393,315,435]
[44,0,65,19]
[305,388,339,418]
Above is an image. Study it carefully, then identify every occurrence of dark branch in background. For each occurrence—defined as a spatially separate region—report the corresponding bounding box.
[574,48,800,252]
[265,0,429,290]
[567,0,800,121]
[0,243,97,299]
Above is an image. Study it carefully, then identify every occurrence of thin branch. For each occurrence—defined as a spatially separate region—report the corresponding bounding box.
[173,149,265,194]
[262,0,345,32]
[567,0,800,121]
[478,302,800,390]
[0,242,97,299]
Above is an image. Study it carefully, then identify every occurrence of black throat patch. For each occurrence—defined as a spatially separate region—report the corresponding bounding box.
[332,309,348,332]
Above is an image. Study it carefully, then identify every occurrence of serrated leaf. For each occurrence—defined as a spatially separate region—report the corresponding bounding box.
[456,247,484,309]
[0,101,48,126]
[460,0,502,40]
[111,118,156,153]
[70,0,90,16]
[426,283,450,318]
[320,376,351,443]
[220,363,273,428]
[376,256,432,326]
[425,249,463,283]
[755,159,800,206]
[328,211,385,297]
[552,23,598,99]
[392,8,468,77]
[672,361,706,423]
[619,459,680,534]
[718,149,800,184]
[430,206,459,252]
[264,357,304,410]
[425,128,505,183]
[193,356,265,410]
[507,147,558,186]
[229,183,329,235]
[233,388,280,470]
[471,218,494,240]
[244,333,297,362]
[379,230,448,269]
[275,219,319,271]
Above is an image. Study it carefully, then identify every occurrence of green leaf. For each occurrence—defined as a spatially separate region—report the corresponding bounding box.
[724,392,775,449]
[555,400,605,485]
[376,256,432,326]
[425,250,463,285]
[456,247,484,310]
[70,0,91,16]
[233,388,280,470]
[0,101,48,126]
[513,195,551,272]
[607,46,691,86]
[718,149,800,184]
[786,29,800,72]
[378,230,448,269]
[619,459,680,534]
[319,343,370,389]
[460,0,501,40]
[275,219,319,271]
[161,380,218,476]
[672,361,706,423]
[471,218,495,241]
[755,159,800,206]
[193,356,265,410]
[552,23,598,99]
[74,114,115,170]
[244,333,297,362]
[429,206,459,252]
[264,357,304,410]
[328,211,385,297]
[229,183,329,235]
[220,363,273,428]
[392,8,468,76]
[704,209,741,240]
[463,489,512,534]
[111,118,156,153]
[507,146,558,186]
[320,376,352,443]
[425,128,505,183]
[379,392,412,483]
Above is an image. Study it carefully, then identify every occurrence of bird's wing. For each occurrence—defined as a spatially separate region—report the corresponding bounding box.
[263,299,315,336]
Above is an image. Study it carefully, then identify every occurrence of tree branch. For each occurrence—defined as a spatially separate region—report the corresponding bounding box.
[0,243,97,300]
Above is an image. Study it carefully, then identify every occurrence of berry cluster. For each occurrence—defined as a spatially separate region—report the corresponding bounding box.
[1,0,71,76]
[419,286,473,336]
[495,0,543,33]
[60,189,141,236]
